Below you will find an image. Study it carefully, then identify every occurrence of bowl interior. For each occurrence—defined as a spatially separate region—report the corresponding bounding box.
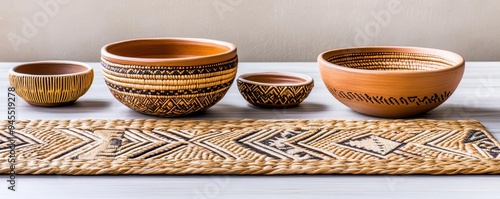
[105,39,232,59]
[12,62,90,75]
[323,48,462,71]
[240,73,311,86]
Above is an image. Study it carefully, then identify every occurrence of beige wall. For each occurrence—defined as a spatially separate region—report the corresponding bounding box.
[0,0,499,62]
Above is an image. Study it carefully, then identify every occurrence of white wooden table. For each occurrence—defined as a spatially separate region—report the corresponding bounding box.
[1,62,500,199]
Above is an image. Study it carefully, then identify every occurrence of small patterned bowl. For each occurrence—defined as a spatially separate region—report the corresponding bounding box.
[8,61,94,106]
[237,72,314,108]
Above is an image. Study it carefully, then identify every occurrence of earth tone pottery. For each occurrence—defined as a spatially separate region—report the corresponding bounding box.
[101,37,238,117]
[318,46,465,118]
[8,61,94,107]
[237,72,314,108]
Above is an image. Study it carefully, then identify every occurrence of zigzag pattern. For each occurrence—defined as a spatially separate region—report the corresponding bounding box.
[0,128,43,153]
[1,120,499,162]
[237,80,314,107]
[0,119,499,175]
[328,88,453,106]
[108,88,229,117]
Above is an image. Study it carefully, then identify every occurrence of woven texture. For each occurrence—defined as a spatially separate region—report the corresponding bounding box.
[101,57,238,117]
[326,52,455,71]
[1,119,499,175]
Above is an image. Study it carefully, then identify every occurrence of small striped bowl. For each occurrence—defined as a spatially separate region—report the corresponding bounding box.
[8,61,94,107]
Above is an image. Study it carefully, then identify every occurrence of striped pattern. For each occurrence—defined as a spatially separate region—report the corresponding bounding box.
[237,80,314,107]
[101,57,238,117]
[8,71,94,105]
[101,57,238,77]
[326,52,456,71]
[1,119,499,175]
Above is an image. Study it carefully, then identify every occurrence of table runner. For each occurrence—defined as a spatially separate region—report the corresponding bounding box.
[1,119,499,175]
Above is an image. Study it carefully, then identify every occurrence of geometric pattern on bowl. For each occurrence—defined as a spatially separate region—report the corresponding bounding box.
[101,57,238,117]
[107,85,230,116]
[237,80,314,108]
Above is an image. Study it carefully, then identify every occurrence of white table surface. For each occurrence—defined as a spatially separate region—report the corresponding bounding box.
[1,62,500,199]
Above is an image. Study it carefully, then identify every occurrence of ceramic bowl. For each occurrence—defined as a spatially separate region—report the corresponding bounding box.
[237,72,314,108]
[101,38,238,117]
[318,46,465,118]
[8,61,94,106]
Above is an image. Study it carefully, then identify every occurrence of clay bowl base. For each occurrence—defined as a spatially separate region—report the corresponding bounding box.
[27,100,76,107]
[250,103,300,109]
[155,110,208,118]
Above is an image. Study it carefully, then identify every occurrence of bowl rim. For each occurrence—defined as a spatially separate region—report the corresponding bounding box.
[101,37,237,66]
[238,72,313,87]
[317,46,465,74]
[8,60,93,77]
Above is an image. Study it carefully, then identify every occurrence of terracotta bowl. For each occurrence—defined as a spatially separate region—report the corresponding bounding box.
[101,38,238,117]
[8,61,94,106]
[237,72,314,108]
[318,46,465,118]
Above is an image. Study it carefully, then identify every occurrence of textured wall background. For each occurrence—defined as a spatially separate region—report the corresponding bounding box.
[0,0,499,62]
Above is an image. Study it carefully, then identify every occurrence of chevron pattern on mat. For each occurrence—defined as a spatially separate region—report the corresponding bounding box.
[1,119,499,175]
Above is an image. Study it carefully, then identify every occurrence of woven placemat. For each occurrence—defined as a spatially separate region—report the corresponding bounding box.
[1,119,499,175]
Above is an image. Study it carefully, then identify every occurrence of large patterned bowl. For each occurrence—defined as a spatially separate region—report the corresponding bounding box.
[101,38,238,117]
[318,46,465,118]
